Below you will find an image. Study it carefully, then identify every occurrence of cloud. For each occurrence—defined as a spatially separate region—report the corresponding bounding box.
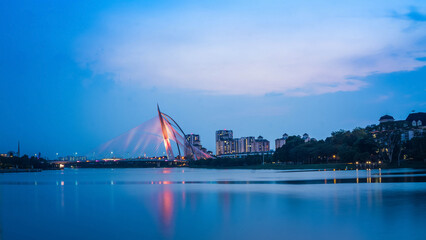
[375,93,394,102]
[77,1,426,96]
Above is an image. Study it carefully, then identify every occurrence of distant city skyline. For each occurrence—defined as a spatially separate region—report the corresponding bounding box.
[1,1,426,158]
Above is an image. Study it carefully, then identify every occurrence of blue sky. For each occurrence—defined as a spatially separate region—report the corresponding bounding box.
[1,0,425,158]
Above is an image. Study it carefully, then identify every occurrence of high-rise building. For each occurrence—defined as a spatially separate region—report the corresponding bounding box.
[275,133,288,150]
[238,137,255,153]
[215,130,234,155]
[184,134,205,158]
[254,136,270,152]
[216,130,233,142]
[186,134,201,149]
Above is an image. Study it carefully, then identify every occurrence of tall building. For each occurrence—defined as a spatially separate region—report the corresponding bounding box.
[185,134,201,149]
[254,136,269,152]
[238,137,255,153]
[216,130,234,155]
[216,130,233,142]
[275,133,288,150]
[184,134,208,158]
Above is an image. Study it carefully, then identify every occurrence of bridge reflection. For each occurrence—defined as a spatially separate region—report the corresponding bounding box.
[159,187,174,229]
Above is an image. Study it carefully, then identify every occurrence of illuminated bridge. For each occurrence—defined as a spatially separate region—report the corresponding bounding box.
[91,105,212,161]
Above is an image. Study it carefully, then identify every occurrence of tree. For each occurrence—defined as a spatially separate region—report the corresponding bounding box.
[406,136,426,161]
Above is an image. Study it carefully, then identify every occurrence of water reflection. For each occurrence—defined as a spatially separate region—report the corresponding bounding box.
[2,175,426,186]
[1,168,426,240]
[356,169,359,183]
[367,169,371,183]
[159,187,174,231]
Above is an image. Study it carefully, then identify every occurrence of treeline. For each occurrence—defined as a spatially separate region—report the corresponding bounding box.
[405,137,426,162]
[274,128,426,164]
[0,155,51,169]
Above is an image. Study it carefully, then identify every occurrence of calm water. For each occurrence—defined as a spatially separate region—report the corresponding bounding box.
[1,168,426,240]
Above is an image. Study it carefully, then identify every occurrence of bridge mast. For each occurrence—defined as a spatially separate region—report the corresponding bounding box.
[157,104,174,160]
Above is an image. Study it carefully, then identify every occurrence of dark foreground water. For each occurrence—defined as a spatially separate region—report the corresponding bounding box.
[1,168,426,240]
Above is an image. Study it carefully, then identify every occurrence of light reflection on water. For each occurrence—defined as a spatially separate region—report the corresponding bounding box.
[1,168,426,240]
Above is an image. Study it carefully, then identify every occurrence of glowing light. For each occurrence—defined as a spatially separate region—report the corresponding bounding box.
[159,189,174,228]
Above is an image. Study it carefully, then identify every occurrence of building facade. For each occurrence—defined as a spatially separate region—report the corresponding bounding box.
[275,133,288,150]
[215,130,234,155]
[185,134,202,150]
[184,133,209,158]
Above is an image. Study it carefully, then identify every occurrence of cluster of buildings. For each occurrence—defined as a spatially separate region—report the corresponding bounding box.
[184,130,315,158]
[368,112,425,161]
[374,112,425,142]
[214,130,271,157]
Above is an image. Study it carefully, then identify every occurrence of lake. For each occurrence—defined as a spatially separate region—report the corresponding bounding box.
[1,168,426,240]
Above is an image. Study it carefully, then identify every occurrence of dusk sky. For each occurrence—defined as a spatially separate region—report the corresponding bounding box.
[1,0,426,158]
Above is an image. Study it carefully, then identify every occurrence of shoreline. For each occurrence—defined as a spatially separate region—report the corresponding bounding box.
[0,168,42,173]
[2,162,425,173]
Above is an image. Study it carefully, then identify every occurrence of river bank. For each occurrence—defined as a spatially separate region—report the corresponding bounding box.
[0,168,42,173]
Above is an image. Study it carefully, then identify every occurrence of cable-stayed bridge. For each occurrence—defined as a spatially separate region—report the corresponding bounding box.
[91,105,211,161]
